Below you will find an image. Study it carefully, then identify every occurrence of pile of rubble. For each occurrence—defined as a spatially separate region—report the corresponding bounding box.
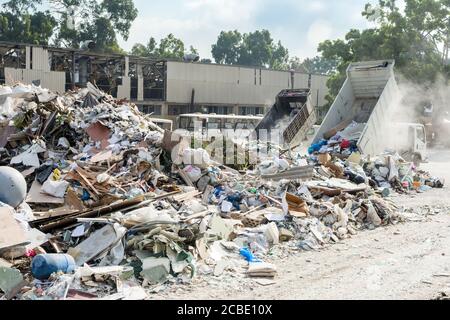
[0,83,445,300]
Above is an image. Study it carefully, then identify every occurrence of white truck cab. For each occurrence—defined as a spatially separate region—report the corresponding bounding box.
[387,123,427,164]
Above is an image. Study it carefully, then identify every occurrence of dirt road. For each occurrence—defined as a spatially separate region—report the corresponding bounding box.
[156,148,450,300]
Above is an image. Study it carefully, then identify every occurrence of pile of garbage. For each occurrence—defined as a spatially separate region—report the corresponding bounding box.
[306,118,444,194]
[308,121,364,157]
[0,83,445,300]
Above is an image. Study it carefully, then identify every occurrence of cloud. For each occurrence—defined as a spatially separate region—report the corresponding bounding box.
[184,0,259,24]
[119,0,378,60]
[307,20,333,48]
[306,1,326,12]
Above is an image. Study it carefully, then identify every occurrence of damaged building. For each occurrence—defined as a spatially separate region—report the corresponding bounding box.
[0,42,329,124]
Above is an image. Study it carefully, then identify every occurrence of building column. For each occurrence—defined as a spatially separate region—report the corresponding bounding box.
[138,77,144,101]
[136,63,144,101]
[161,103,169,116]
[124,56,129,76]
[25,46,31,70]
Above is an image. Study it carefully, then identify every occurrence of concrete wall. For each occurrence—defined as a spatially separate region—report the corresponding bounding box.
[3,45,65,92]
[4,67,66,93]
[117,76,131,99]
[310,74,329,107]
[31,47,50,72]
[166,61,329,108]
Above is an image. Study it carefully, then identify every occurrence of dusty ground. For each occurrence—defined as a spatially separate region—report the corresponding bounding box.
[156,148,450,300]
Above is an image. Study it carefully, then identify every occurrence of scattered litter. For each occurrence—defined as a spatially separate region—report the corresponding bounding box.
[0,81,445,300]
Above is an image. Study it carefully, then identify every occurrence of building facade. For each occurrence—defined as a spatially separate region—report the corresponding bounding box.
[0,42,329,123]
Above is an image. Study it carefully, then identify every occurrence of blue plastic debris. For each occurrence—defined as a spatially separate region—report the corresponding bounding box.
[213,186,226,198]
[308,139,328,154]
[81,189,91,201]
[227,193,243,210]
[239,248,261,262]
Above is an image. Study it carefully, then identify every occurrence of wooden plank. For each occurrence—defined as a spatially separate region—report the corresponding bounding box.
[26,180,65,204]
[0,208,29,250]
[75,168,100,197]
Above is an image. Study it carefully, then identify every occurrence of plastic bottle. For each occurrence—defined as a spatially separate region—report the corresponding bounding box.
[31,254,76,280]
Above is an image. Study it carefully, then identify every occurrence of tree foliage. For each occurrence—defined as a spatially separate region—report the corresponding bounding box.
[53,0,137,53]
[319,0,450,106]
[286,56,338,75]
[211,29,289,69]
[0,0,137,53]
[131,34,198,60]
[0,0,57,45]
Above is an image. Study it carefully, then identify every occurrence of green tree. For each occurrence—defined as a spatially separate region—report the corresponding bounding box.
[298,56,338,74]
[211,30,242,64]
[131,37,158,57]
[288,57,308,72]
[158,33,185,59]
[270,41,290,70]
[0,0,57,45]
[53,0,138,53]
[188,46,198,55]
[318,0,449,106]
[0,0,137,53]
[211,29,289,69]
[131,34,197,60]
[239,30,274,67]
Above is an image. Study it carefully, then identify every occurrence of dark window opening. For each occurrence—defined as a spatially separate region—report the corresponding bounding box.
[239,106,265,115]
[168,105,193,116]
[202,106,233,115]
[130,77,138,100]
[138,105,162,115]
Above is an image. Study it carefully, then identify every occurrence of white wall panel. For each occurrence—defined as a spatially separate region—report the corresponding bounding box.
[5,68,65,92]
[166,61,329,107]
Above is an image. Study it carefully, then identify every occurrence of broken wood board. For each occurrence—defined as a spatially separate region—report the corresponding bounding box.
[246,262,277,278]
[173,190,201,202]
[182,210,210,223]
[177,167,195,187]
[323,118,353,140]
[21,167,36,178]
[285,193,309,217]
[91,150,113,163]
[74,167,101,197]
[324,162,345,178]
[26,180,65,205]
[318,153,331,165]
[65,188,86,211]
[305,178,367,193]
[0,208,29,250]
[261,165,314,181]
[86,122,110,150]
[67,224,119,266]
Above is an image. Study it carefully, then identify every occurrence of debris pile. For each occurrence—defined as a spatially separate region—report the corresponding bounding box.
[0,83,445,300]
[308,120,363,157]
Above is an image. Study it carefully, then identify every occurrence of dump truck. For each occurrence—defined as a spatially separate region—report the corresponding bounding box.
[254,89,317,147]
[312,60,427,163]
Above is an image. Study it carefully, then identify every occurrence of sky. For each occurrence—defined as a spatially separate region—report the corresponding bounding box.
[117,0,379,60]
